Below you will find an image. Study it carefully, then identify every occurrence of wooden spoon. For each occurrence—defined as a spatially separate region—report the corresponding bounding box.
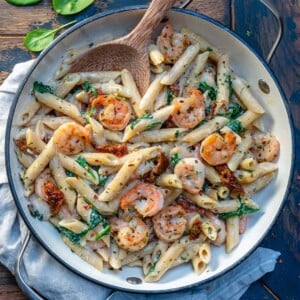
[70,0,177,95]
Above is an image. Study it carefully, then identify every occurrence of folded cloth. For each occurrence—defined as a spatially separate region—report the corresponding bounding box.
[0,61,281,300]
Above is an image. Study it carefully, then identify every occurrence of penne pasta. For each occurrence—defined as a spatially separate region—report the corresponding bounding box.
[35,92,84,124]
[121,69,143,117]
[98,154,143,202]
[17,97,41,126]
[182,116,229,144]
[226,216,240,253]
[232,74,265,114]
[160,43,201,85]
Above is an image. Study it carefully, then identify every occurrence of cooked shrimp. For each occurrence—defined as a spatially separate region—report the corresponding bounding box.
[153,205,187,242]
[157,22,188,64]
[91,94,131,131]
[110,217,149,252]
[205,212,226,246]
[251,132,280,162]
[200,131,237,166]
[35,169,65,216]
[172,88,205,129]
[174,158,205,194]
[120,183,164,217]
[53,122,90,155]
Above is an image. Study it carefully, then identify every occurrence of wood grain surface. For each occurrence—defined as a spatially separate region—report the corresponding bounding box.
[0,0,299,299]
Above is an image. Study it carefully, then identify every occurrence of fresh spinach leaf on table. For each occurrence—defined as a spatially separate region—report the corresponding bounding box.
[6,0,41,6]
[24,20,76,52]
[52,0,94,15]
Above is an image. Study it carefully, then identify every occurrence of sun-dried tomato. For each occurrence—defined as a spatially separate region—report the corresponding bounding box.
[95,143,128,157]
[215,164,245,196]
[43,181,65,216]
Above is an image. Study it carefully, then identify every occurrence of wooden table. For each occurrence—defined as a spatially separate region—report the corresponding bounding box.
[0,0,299,299]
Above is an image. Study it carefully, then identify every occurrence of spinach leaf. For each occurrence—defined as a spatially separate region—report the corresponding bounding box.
[89,209,103,229]
[59,208,109,244]
[227,119,246,133]
[99,174,108,187]
[58,226,83,244]
[6,0,41,5]
[219,199,259,219]
[171,153,182,167]
[32,210,44,221]
[65,169,75,177]
[130,113,153,129]
[198,81,217,101]
[76,156,97,181]
[167,88,176,105]
[82,81,98,97]
[24,20,76,52]
[33,81,54,94]
[53,0,94,15]
[220,103,244,119]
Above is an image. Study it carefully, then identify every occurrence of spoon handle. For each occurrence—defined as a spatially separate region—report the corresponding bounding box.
[126,0,177,48]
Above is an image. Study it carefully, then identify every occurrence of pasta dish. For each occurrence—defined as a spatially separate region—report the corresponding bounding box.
[14,23,280,282]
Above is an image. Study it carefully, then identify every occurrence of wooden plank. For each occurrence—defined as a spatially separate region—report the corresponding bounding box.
[233,1,300,299]
[233,0,299,102]
[0,264,25,299]
[0,0,229,85]
[0,37,35,85]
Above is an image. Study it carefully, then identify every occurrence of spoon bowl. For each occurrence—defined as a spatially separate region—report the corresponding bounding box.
[70,0,176,94]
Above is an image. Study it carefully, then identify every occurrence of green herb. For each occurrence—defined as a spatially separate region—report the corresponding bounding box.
[99,174,108,187]
[65,169,75,177]
[225,74,233,98]
[130,113,153,130]
[147,261,158,275]
[175,130,180,138]
[33,81,54,94]
[86,107,95,119]
[227,119,246,133]
[167,88,175,105]
[171,153,182,167]
[220,103,244,119]
[146,121,162,130]
[82,81,98,97]
[219,199,259,219]
[198,81,217,101]
[6,0,41,6]
[32,210,43,221]
[206,47,213,52]
[53,0,94,15]
[95,225,111,240]
[24,20,76,52]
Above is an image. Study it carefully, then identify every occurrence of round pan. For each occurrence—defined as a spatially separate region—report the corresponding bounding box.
[5,6,294,293]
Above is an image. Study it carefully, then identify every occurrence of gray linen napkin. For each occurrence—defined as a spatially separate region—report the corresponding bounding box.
[0,60,280,300]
